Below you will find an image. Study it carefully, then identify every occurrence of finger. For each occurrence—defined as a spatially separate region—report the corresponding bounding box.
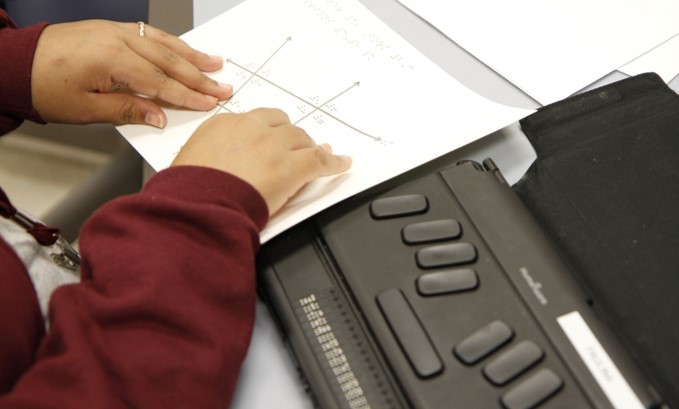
[133,38,231,99]
[86,92,167,128]
[129,25,231,100]
[265,146,351,215]
[140,24,224,72]
[295,145,353,177]
[112,52,220,111]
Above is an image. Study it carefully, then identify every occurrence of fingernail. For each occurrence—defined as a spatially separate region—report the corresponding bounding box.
[145,112,165,128]
[320,143,332,153]
[209,55,224,62]
[218,83,233,92]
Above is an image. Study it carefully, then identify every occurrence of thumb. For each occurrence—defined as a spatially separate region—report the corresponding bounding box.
[89,93,167,128]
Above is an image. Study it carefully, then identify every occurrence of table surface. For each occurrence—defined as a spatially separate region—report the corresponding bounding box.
[191,1,679,407]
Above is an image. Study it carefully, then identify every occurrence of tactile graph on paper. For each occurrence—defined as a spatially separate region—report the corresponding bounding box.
[216,36,389,147]
[117,0,532,242]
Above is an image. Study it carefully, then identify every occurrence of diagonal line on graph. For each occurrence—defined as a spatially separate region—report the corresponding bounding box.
[214,37,293,116]
[216,37,387,144]
[289,81,384,143]
[232,37,292,99]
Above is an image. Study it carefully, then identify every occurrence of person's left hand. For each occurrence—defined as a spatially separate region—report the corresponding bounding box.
[31,20,232,128]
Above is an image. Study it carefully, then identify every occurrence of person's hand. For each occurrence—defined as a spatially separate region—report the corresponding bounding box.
[31,20,232,128]
[171,108,352,216]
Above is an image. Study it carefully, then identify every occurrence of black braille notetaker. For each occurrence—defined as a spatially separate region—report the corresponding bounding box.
[257,73,675,409]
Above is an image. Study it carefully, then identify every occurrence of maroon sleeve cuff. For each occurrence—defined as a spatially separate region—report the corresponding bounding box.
[0,18,48,135]
[142,166,270,232]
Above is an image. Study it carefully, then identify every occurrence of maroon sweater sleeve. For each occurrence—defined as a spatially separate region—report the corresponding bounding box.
[0,10,48,135]
[0,166,269,409]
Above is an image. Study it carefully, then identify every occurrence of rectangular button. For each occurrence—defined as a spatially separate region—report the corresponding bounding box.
[501,369,563,409]
[454,320,513,364]
[402,219,461,244]
[370,194,428,219]
[376,288,443,378]
[416,242,477,268]
[417,268,478,296]
[483,340,544,385]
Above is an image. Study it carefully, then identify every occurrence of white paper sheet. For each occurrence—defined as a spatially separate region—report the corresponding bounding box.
[117,0,532,243]
[397,0,679,105]
[619,33,679,83]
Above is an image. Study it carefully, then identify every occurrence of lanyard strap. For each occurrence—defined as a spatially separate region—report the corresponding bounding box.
[0,187,59,245]
[0,186,81,271]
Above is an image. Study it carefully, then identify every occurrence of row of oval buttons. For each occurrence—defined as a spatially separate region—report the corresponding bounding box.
[454,319,563,409]
[370,194,480,296]
[371,194,563,408]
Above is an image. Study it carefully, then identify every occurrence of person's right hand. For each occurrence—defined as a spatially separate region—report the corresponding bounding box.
[171,108,352,216]
[31,20,231,128]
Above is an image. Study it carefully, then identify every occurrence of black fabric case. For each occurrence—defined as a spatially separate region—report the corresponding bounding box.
[513,73,679,408]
